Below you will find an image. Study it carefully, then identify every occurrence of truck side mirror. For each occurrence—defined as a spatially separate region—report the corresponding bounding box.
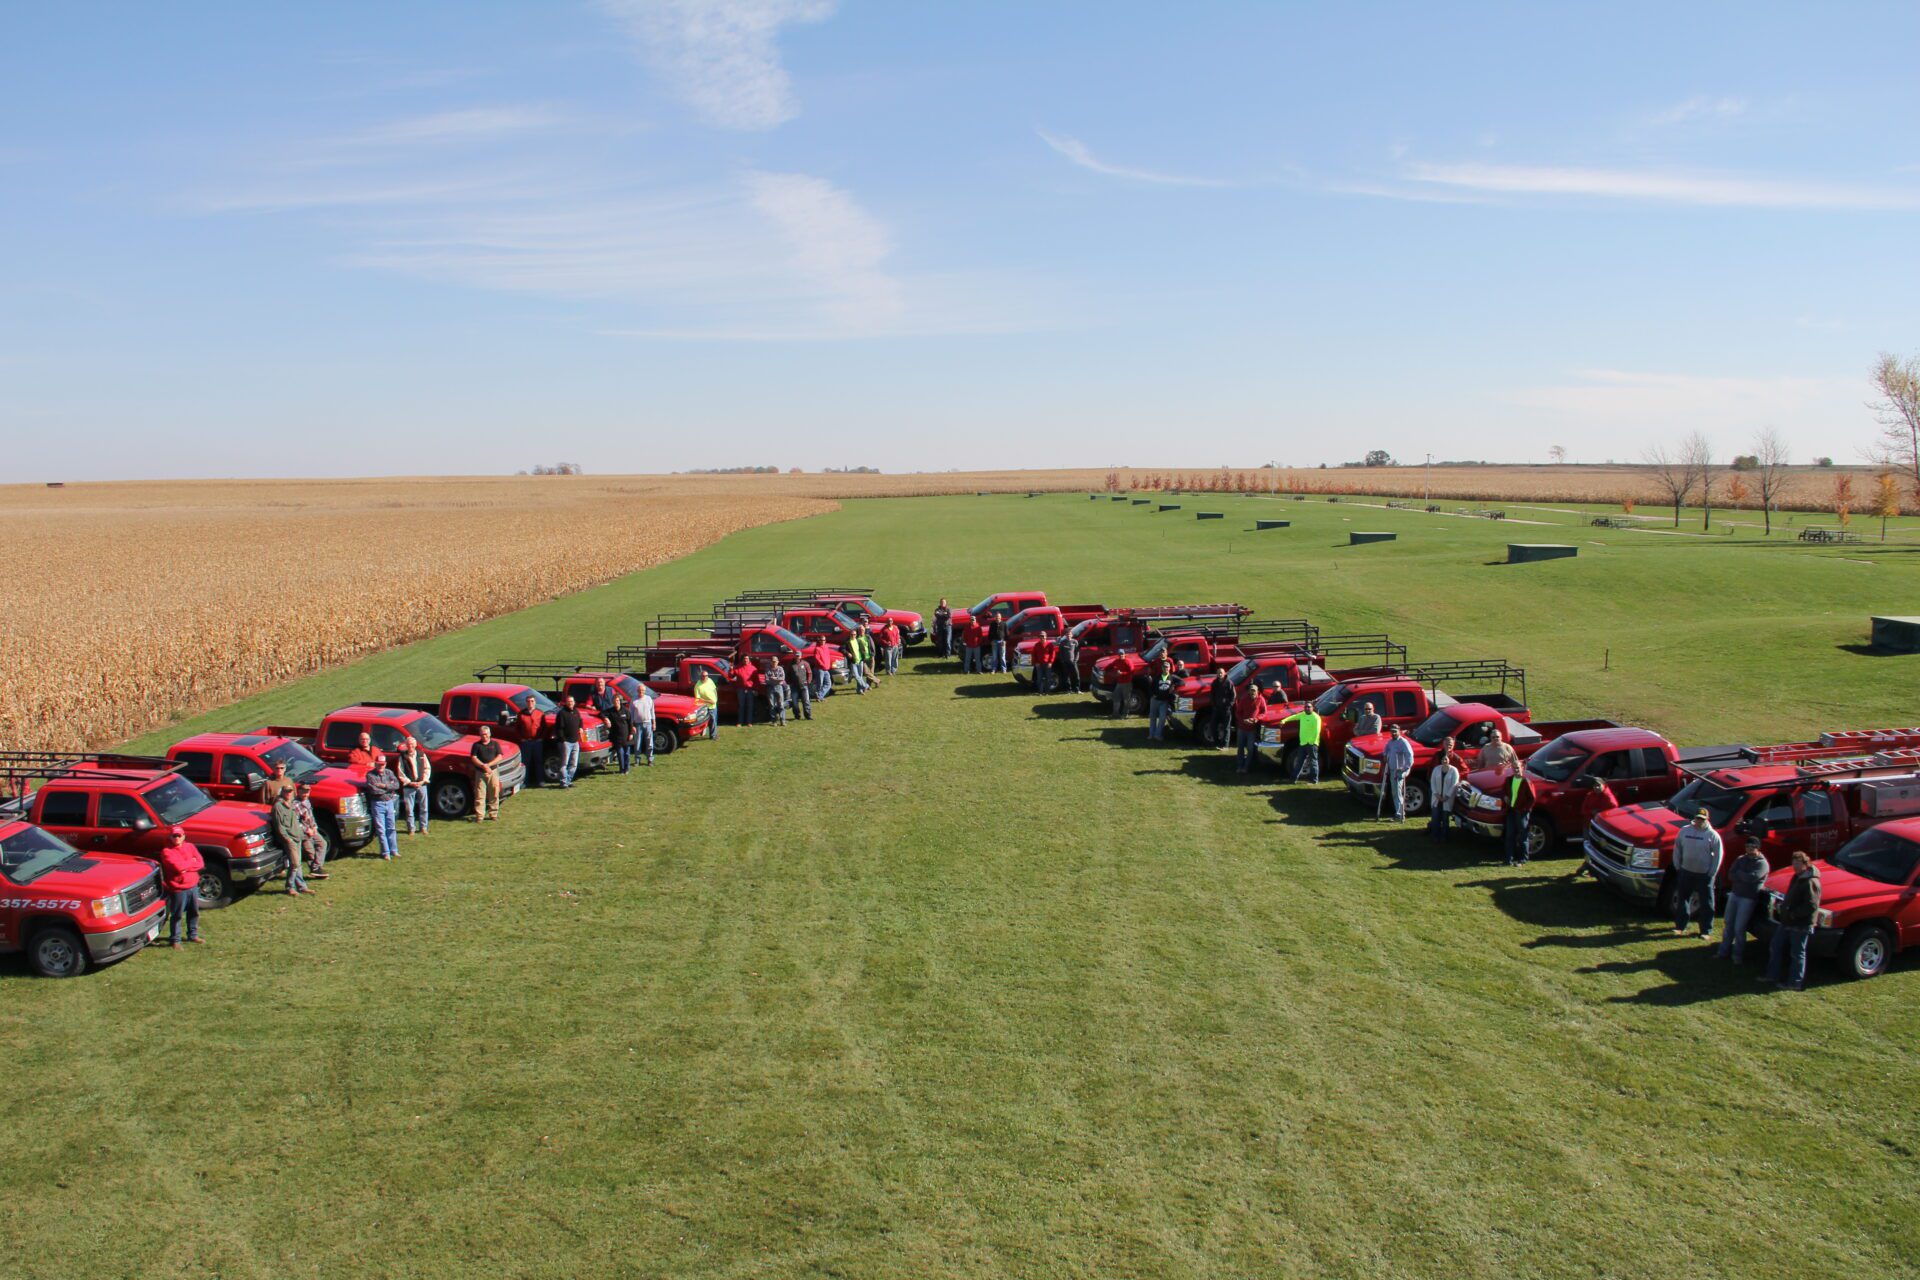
[245,774,263,790]
[131,816,153,832]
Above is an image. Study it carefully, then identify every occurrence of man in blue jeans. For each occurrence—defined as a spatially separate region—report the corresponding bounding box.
[1146,658,1176,740]
[1764,850,1821,990]
[1718,844,1770,964]
[553,695,584,787]
[1670,808,1723,940]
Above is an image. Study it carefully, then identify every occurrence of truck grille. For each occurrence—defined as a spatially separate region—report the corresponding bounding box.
[1586,822,1634,866]
[123,872,162,914]
[588,723,609,746]
[1345,744,1364,774]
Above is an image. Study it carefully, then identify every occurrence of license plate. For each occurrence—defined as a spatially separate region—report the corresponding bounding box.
[145,920,161,942]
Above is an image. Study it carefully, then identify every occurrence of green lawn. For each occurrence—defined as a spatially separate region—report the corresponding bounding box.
[6,493,1919,1279]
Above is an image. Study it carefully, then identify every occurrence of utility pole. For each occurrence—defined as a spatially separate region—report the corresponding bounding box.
[1424,453,1432,503]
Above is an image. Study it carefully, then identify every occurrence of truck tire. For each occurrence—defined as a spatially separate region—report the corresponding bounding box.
[311,819,338,865]
[1840,923,1894,980]
[432,777,472,819]
[27,924,87,978]
[196,860,234,910]
[655,726,679,756]
[1401,779,1428,817]
[1123,684,1145,716]
[1523,815,1557,860]
[540,752,566,787]
[1655,871,1677,917]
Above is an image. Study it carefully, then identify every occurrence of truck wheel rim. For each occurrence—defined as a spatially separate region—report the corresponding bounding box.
[1858,937,1887,972]
[1526,824,1549,856]
[434,785,465,817]
[198,871,225,904]
[36,934,78,974]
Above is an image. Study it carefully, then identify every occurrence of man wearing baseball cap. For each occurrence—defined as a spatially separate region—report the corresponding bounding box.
[158,826,203,948]
[1670,807,1724,941]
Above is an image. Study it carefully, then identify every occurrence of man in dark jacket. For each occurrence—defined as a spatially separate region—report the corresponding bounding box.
[1764,850,1821,991]
[553,696,585,786]
[1147,658,1177,741]
[1718,842,1771,964]
[933,599,953,657]
[1503,770,1537,866]
[1055,630,1081,694]
[786,656,812,721]
[363,752,401,854]
[988,615,1009,674]
[1207,671,1234,748]
[470,725,503,819]
[605,696,633,774]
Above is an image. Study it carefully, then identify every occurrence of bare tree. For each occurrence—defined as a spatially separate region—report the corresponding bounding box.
[1871,351,1920,499]
[1644,432,1710,528]
[1548,444,1568,465]
[1698,439,1717,531]
[1751,427,1788,535]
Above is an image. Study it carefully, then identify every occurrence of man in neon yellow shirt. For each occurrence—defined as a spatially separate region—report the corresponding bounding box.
[1282,704,1323,782]
[693,671,719,740]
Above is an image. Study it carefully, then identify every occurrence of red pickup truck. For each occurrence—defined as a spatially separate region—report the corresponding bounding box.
[948,591,1051,632]
[381,683,612,786]
[1090,619,1319,715]
[1452,727,1739,859]
[1344,705,1622,817]
[1042,606,1251,687]
[270,706,526,820]
[608,648,740,716]
[711,607,856,682]
[165,731,374,863]
[0,751,280,909]
[642,616,843,681]
[1584,732,1920,912]
[474,663,711,755]
[1761,814,1920,979]
[1254,660,1527,776]
[723,587,927,646]
[1006,604,1110,683]
[1169,636,1407,742]
[0,814,166,977]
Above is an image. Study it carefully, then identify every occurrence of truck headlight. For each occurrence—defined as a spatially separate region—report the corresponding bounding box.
[1360,759,1381,776]
[1260,729,1279,745]
[340,794,367,817]
[1174,697,1193,712]
[90,893,124,918]
[1629,847,1660,869]
[1473,790,1500,811]
[244,831,267,848]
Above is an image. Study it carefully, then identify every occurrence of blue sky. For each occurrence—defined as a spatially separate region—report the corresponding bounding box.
[4,1,1917,480]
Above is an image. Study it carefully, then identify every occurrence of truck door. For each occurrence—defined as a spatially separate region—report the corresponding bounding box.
[1451,718,1499,753]
[173,750,217,791]
[1794,788,1843,858]
[1603,748,1666,804]
[473,695,515,734]
[1169,638,1207,673]
[34,788,94,849]
[1387,689,1423,728]
[216,752,266,801]
[97,791,165,859]
[1739,791,1799,870]
[321,720,366,761]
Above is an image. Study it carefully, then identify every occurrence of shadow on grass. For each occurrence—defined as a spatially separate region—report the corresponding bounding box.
[1030,699,1104,720]
[1836,643,1919,658]
[1578,946,1784,1006]
[948,681,1032,699]
[1459,872,1639,931]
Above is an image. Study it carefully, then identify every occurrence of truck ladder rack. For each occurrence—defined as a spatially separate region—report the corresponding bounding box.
[0,749,182,794]
[473,660,606,683]
[1395,658,1527,706]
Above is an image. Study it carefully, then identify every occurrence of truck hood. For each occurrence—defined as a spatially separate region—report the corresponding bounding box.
[1592,803,1683,849]
[306,767,366,801]
[651,692,703,721]
[24,853,155,896]
[435,737,521,764]
[884,608,923,628]
[1766,863,1877,910]
[185,801,271,840]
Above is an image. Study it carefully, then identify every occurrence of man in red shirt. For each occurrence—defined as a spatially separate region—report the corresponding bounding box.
[1234,683,1269,773]
[1031,634,1059,693]
[880,619,902,675]
[961,616,986,674]
[1568,775,1619,878]
[732,659,762,726]
[346,731,376,771]
[158,826,204,948]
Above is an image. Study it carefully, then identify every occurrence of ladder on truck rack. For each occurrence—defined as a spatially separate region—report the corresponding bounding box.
[0,750,182,800]
[1398,659,1527,706]
[1114,603,1252,623]
[727,586,875,603]
[604,643,732,672]
[1811,728,1920,754]
[1162,618,1317,647]
[473,661,616,685]
[1680,743,1920,790]
[1308,635,1409,668]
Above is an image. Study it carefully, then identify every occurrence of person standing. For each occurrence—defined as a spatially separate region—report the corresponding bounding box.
[1032,634,1057,694]
[785,655,812,722]
[363,752,401,856]
[962,616,984,675]
[1718,841,1771,964]
[988,614,1009,674]
[809,645,835,700]
[1056,629,1081,694]
[1670,808,1724,939]
[293,782,330,880]
[1502,768,1536,866]
[272,789,312,895]
[733,659,760,726]
[1476,727,1519,777]
[1428,749,1461,840]
[347,731,377,771]
[1147,658,1177,741]
[850,629,873,693]
[693,670,720,738]
[881,619,901,675]
[255,760,297,807]
[605,694,633,774]
[396,736,431,835]
[1206,671,1233,749]
[1354,701,1383,740]
[933,598,953,657]
[766,658,789,726]
[553,695,585,785]
[1379,725,1415,820]
[1568,775,1619,879]
[1283,704,1323,782]
[513,697,547,787]
[632,684,658,761]
[469,725,503,821]
[159,826,202,948]
[1235,684,1269,773]
[1764,850,1821,991]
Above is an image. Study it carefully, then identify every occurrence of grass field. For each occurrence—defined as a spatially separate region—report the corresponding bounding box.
[6,492,1920,1279]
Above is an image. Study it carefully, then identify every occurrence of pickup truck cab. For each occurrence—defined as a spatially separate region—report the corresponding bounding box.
[0,752,279,909]
[716,609,857,682]
[1345,709,1621,817]
[719,588,926,645]
[0,817,166,977]
[1255,660,1527,775]
[165,732,373,862]
[1762,817,1920,979]
[1007,604,1109,683]
[1091,620,1319,715]
[1171,636,1405,741]
[1454,727,1714,859]
[476,664,710,755]
[1584,734,1920,911]
[272,706,526,820]
[951,591,1050,631]
[409,683,611,785]
[613,649,740,715]
[1047,606,1250,688]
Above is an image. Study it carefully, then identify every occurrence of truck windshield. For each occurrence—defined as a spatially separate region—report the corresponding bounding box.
[260,741,330,782]
[1140,639,1168,664]
[145,776,213,825]
[856,598,885,616]
[615,676,648,702]
[510,689,560,714]
[1068,619,1097,640]
[966,595,998,616]
[1409,709,1467,748]
[769,626,806,650]
[404,715,462,750]
[0,824,84,884]
[1524,738,1589,783]
[1831,828,1920,885]
[1664,776,1744,827]
[1312,683,1350,715]
[1222,660,1255,687]
[829,611,858,631]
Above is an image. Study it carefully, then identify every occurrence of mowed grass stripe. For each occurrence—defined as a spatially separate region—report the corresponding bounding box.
[2,493,1916,1279]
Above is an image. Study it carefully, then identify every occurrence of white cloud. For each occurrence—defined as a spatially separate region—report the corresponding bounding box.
[1648,94,1748,126]
[1401,161,1920,210]
[744,171,901,325]
[189,174,539,213]
[1037,130,1233,188]
[599,0,834,130]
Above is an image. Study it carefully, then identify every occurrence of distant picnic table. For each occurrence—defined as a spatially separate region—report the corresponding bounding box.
[1799,528,1859,544]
